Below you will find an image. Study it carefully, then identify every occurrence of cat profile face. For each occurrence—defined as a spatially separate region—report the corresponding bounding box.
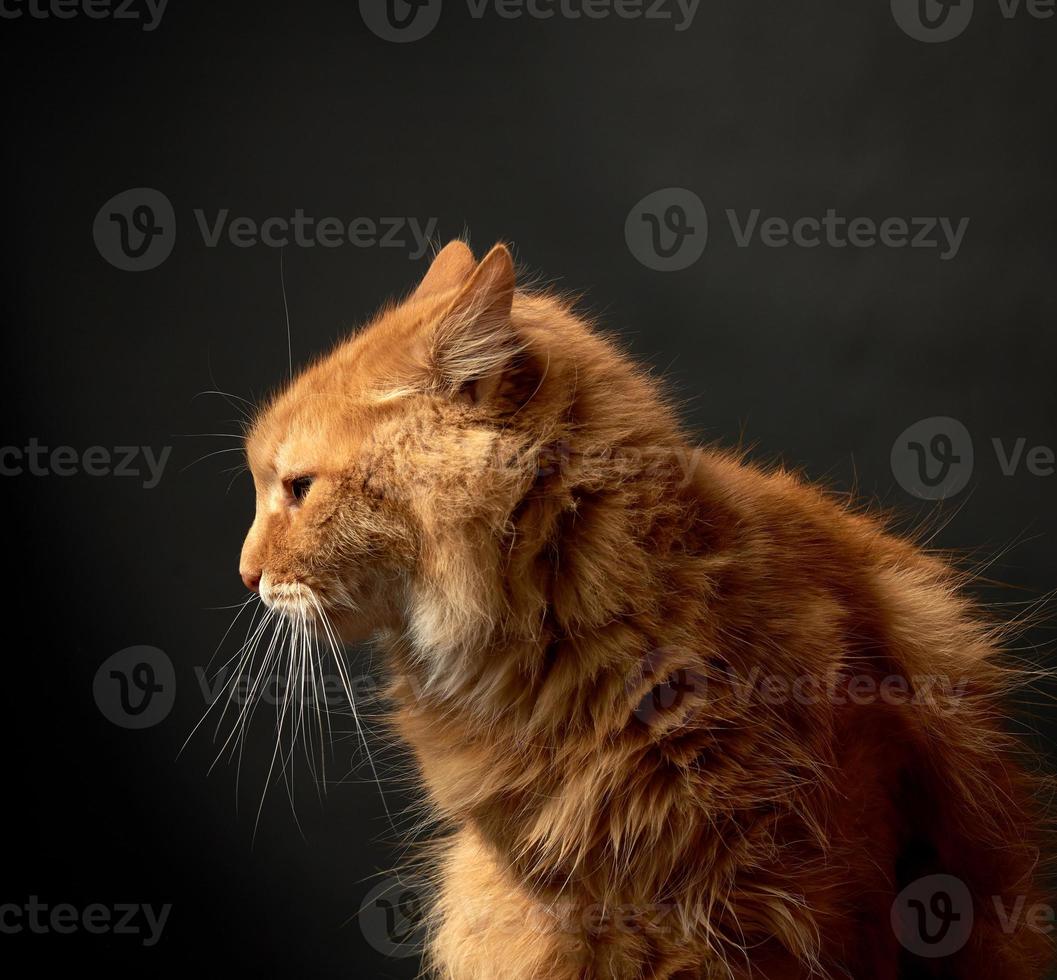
[238,241,538,644]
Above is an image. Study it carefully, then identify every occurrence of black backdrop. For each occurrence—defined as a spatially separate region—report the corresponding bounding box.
[2,1,1055,976]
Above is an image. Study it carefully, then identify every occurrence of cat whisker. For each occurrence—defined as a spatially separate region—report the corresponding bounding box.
[179,595,264,761]
[195,582,381,834]
[180,446,247,474]
[280,246,293,381]
[192,388,256,408]
[256,617,303,840]
[225,466,250,495]
[310,592,399,838]
[203,596,259,613]
[191,388,257,428]
[211,606,279,771]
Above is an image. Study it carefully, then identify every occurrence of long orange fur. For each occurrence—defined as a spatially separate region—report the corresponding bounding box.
[239,241,1050,978]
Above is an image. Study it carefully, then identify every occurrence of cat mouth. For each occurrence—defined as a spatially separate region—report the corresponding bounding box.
[259,578,319,616]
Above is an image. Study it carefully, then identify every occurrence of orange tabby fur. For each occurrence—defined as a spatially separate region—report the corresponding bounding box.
[240,241,1050,978]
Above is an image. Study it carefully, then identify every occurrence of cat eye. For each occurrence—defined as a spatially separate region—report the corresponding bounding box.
[286,476,314,504]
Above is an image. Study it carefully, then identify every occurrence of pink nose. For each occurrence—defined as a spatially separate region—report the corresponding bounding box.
[241,569,261,593]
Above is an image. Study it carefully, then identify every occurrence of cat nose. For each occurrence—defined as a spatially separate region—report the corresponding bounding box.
[241,569,261,593]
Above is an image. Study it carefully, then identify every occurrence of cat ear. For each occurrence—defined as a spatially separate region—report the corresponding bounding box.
[413,240,477,300]
[427,243,521,402]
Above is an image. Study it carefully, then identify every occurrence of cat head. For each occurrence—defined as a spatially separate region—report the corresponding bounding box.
[238,241,564,649]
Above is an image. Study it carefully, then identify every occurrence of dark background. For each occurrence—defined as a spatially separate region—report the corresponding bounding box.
[2,0,1055,975]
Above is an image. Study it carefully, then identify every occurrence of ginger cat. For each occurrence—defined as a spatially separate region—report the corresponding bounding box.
[238,241,1050,978]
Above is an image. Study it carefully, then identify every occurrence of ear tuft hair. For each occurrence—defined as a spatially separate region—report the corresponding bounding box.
[427,244,522,401]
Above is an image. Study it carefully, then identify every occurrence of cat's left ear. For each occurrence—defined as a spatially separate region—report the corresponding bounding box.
[413,240,476,300]
[426,243,524,405]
